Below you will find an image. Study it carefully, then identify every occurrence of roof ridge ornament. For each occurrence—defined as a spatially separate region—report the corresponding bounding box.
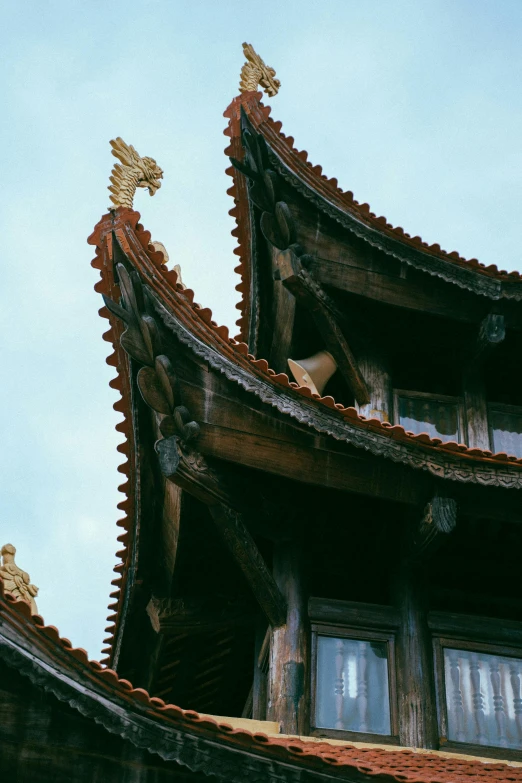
[239,43,280,97]
[108,137,163,210]
[0,543,39,615]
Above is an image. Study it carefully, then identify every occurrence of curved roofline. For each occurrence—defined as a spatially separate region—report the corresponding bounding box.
[224,92,522,339]
[88,208,522,664]
[3,580,522,782]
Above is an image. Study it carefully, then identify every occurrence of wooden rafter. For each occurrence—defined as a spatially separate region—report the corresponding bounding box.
[146,596,252,635]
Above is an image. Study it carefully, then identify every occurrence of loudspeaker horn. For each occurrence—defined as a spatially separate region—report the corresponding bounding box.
[287,350,337,396]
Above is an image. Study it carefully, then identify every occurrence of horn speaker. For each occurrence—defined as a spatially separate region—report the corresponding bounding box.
[287,350,337,396]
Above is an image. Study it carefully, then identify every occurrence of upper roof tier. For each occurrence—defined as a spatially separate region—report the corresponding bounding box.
[224,90,522,344]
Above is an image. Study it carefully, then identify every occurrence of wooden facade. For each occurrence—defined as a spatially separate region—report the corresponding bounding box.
[3,84,522,780]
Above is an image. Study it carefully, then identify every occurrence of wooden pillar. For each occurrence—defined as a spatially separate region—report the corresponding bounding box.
[463,370,490,450]
[393,565,438,749]
[267,542,309,735]
[355,343,392,422]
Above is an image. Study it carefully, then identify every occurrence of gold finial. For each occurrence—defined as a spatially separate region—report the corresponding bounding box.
[0,544,39,615]
[239,43,280,97]
[108,137,163,209]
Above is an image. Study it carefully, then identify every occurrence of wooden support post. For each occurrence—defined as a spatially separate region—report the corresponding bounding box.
[267,542,309,735]
[354,343,392,422]
[393,564,438,749]
[464,313,505,450]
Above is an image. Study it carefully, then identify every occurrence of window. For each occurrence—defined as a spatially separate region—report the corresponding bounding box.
[394,390,463,443]
[489,404,522,458]
[311,622,398,742]
[443,647,522,751]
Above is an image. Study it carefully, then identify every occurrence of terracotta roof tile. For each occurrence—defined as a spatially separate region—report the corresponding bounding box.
[2,576,522,782]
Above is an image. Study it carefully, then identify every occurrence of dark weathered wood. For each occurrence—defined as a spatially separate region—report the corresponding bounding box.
[464,371,490,450]
[393,566,438,749]
[354,343,392,422]
[407,496,457,563]
[308,597,400,629]
[276,248,370,405]
[156,435,287,628]
[146,596,252,634]
[268,542,309,734]
[252,623,269,721]
[464,314,505,450]
[269,244,297,373]
[469,313,506,370]
[428,611,522,646]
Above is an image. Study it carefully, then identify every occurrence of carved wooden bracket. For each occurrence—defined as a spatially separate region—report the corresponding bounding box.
[156,436,287,628]
[276,248,370,405]
[407,496,457,564]
[467,312,506,371]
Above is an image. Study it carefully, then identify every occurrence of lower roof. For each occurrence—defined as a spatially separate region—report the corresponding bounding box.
[2,578,522,783]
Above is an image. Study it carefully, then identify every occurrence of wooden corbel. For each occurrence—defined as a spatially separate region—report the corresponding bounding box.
[406,495,457,564]
[275,247,370,405]
[156,436,287,628]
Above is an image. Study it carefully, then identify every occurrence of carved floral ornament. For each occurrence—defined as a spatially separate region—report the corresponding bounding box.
[0,543,38,615]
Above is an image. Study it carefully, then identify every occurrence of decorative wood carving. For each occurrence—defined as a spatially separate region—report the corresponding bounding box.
[108,138,163,209]
[156,435,287,628]
[0,544,38,615]
[407,496,457,563]
[239,43,280,97]
[469,313,506,370]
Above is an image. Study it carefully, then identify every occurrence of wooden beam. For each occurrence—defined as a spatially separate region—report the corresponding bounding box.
[146,596,252,635]
[275,248,370,405]
[156,435,287,628]
[407,496,457,564]
[354,342,392,422]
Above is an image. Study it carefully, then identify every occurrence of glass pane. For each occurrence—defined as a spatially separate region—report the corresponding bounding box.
[444,647,522,750]
[490,408,522,458]
[399,396,459,442]
[316,636,391,735]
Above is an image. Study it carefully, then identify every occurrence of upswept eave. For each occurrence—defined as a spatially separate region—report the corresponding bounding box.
[2,578,522,783]
[88,208,522,664]
[224,91,522,342]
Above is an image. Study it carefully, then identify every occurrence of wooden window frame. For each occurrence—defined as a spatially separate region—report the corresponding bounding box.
[488,401,522,457]
[310,621,399,744]
[393,389,465,443]
[431,616,522,760]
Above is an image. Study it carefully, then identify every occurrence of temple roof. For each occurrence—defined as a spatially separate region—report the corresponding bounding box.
[224,91,522,341]
[2,577,522,782]
[87,205,522,666]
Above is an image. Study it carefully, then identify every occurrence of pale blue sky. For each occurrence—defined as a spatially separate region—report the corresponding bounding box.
[2,0,522,658]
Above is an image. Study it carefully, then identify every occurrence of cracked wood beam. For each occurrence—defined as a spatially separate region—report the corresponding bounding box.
[146,596,252,635]
[275,248,370,405]
[156,435,287,628]
[407,496,457,564]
